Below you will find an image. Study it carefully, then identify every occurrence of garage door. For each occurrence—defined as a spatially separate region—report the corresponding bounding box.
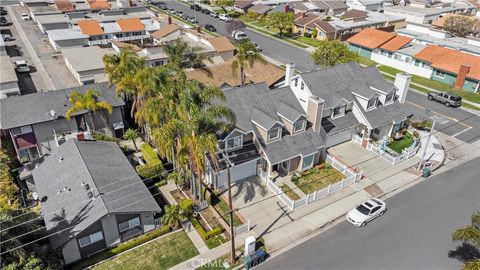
[326,128,353,148]
[216,158,258,189]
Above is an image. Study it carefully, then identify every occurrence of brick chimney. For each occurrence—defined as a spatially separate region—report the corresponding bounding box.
[168,16,172,25]
[196,26,201,33]
[306,96,325,133]
[284,4,289,12]
[454,65,470,89]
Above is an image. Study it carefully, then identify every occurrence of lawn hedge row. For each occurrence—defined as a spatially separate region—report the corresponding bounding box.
[191,218,225,240]
[140,143,161,165]
[136,162,163,179]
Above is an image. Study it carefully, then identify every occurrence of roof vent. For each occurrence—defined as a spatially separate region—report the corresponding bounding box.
[83,183,90,190]
[59,157,64,162]
[87,191,93,199]
[50,109,57,119]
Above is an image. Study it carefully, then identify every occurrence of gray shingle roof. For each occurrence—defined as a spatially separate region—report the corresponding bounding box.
[249,4,272,14]
[321,0,348,10]
[0,82,124,130]
[32,140,160,248]
[322,110,359,135]
[352,96,407,128]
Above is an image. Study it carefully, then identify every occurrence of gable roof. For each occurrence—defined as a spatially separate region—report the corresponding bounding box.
[380,35,413,52]
[77,20,104,35]
[321,0,348,10]
[346,28,396,50]
[235,0,254,9]
[208,36,236,53]
[87,0,110,10]
[294,13,320,27]
[313,20,335,33]
[249,3,272,14]
[151,24,180,39]
[342,9,368,19]
[54,0,75,12]
[0,82,124,130]
[116,17,145,32]
[33,140,161,249]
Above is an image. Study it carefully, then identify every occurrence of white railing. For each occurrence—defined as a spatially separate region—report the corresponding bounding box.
[352,136,419,166]
[234,219,251,237]
[266,177,295,210]
[154,218,162,227]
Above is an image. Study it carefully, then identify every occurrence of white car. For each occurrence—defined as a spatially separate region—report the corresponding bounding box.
[346,198,386,227]
[232,30,248,41]
[14,60,30,73]
[2,34,13,41]
[210,12,219,18]
[21,13,30,21]
[218,14,231,22]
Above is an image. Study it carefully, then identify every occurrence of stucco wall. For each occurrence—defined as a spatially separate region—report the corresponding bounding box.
[370,51,433,78]
[430,69,457,86]
[348,44,372,58]
[101,214,121,246]
[62,238,82,265]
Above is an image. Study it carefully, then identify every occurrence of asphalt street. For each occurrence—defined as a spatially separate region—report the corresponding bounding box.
[259,157,480,270]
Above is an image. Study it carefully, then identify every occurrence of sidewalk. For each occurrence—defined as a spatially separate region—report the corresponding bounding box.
[414,128,445,169]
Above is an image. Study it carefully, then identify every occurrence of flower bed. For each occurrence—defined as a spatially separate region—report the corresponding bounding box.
[291,163,345,195]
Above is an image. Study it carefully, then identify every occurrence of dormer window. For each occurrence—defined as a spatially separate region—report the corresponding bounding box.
[332,105,346,119]
[226,136,242,150]
[367,98,377,110]
[268,127,281,141]
[293,120,305,133]
[385,91,395,104]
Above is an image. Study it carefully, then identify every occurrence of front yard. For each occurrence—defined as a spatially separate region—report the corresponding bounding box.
[291,163,345,194]
[93,231,198,270]
[388,132,414,154]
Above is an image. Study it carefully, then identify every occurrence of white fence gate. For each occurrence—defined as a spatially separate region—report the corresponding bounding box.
[234,220,251,237]
[351,135,419,165]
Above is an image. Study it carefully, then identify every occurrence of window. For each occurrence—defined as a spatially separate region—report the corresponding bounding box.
[385,91,395,104]
[294,78,298,87]
[268,127,281,141]
[433,70,446,79]
[414,60,420,67]
[293,120,305,133]
[78,231,104,247]
[301,154,314,170]
[280,161,288,170]
[405,57,411,63]
[332,105,346,118]
[300,82,304,90]
[226,136,242,149]
[118,217,141,232]
[367,98,377,110]
[11,126,33,136]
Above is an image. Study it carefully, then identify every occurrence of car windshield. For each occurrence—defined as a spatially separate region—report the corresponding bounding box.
[356,204,370,215]
[450,96,461,101]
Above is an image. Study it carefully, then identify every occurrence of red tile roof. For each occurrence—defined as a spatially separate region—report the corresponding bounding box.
[346,28,396,49]
[208,36,235,53]
[77,20,104,35]
[87,0,110,10]
[380,35,413,52]
[116,18,145,32]
[151,24,180,39]
[55,0,75,12]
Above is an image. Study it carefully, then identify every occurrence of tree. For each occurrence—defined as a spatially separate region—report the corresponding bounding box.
[214,0,233,15]
[265,12,295,36]
[164,39,211,73]
[231,40,267,86]
[444,16,474,37]
[451,211,480,270]
[161,204,185,228]
[65,89,113,131]
[123,129,140,151]
[311,40,358,67]
[103,48,146,96]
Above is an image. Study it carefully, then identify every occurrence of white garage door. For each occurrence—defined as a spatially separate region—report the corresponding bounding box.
[326,128,353,148]
[230,159,258,182]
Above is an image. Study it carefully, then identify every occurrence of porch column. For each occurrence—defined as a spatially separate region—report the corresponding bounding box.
[267,161,273,179]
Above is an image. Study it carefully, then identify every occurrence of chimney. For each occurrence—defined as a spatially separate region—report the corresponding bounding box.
[284,63,295,86]
[394,72,411,104]
[168,16,172,25]
[284,4,289,13]
[196,26,201,33]
[307,96,325,133]
[454,64,470,89]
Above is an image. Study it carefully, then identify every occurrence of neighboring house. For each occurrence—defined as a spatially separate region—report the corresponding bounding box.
[0,83,125,162]
[234,0,254,13]
[32,140,161,265]
[321,0,349,15]
[383,3,476,24]
[346,0,384,12]
[0,55,20,98]
[186,56,285,89]
[205,82,326,189]
[248,3,273,15]
[285,62,411,147]
[347,28,480,92]
[292,13,320,34]
[62,46,116,85]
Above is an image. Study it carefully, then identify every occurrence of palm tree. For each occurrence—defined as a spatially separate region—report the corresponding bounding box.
[123,129,140,151]
[103,48,146,96]
[65,90,113,131]
[231,40,267,86]
[452,212,480,270]
[164,39,212,75]
[161,204,185,229]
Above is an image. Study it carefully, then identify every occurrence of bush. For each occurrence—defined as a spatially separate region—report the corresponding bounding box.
[179,199,194,218]
[154,179,167,187]
[206,226,225,239]
[136,162,164,179]
[92,132,120,143]
[140,143,161,165]
[191,218,225,240]
[312,29,318,39]
[304,32,312,38]
[110,225,171,255]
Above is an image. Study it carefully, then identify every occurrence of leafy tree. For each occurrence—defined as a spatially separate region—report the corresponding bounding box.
[103,48,146,96]
[231,40,267,86]
[444,16,474,37]
[164,39,211,73]
[312,28,318,39]
[123,129,140,151]
[65,89,113,130]
[311,40,358,67]
[214,0,233,14]
[161,204,185,228]
[471,19,480,38]
[265,12,295,36]
[451,211,480,270]
[3,255,43,270]
[1,149,18,205]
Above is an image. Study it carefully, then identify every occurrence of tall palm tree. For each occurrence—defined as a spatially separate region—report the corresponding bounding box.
[161,204,185,229]
[164,39,212,75]
[103,48,146,96]
[65,90,113,131]
[452,211,480,270]
[123,129,140,151]
[231,40,267,86]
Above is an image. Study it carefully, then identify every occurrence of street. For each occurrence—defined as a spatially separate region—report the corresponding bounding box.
[259,157,480,270]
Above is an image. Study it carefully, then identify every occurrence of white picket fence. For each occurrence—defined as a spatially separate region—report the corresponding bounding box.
[264,155,361,211]
[352,134,419,165]
[234,220,251,237]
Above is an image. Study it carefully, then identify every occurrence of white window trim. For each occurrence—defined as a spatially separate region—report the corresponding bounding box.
[268,127,281,142]
[293,120,305,133]
[119,217,141,233]
[366,98,377,111]
[225,135,243,150]
[433,70,446,79]
[78,231,104,248]
[385,91,395,104]
[301,153,315,171]
[280,160,288,170]
[332,105,346,119]
[11,126,33,136]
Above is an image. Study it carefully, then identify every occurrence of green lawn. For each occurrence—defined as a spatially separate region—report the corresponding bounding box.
[280,184,300,200]
[294,36,322,47]
[388,132,414,154]
[211,193,243,227]
[291,163,345,194]
[93,231,198,270]
[356,56,377,67]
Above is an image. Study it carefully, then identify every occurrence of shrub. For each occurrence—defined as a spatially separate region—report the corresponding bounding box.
[312,29,318,39]
[179,199,194,218]
[304,32,312,38]
[154,179,167,187]
[140,143,161,165]
[110,225,171,255]
[412,130,420,139]
[136,162,163,179]
[206,226,225,239]
[191,218,225,240]
[92,132,120,143]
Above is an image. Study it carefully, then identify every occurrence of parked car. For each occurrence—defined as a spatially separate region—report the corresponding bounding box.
[21,13,31,21]
[190,4,201,11]
[0,7,7,15]
[205,23,216,32]
[201,8,210,14]
[219,14,231,22]
[176,10,183,15]
[168,7,175,13]
[2,34,13,41]
[427,91,462,107]
[254,42,262,51]
[14,60,31,73]
[157,4,168,10]
[232,30,248,41]
[0,16,8,26]
[346,198,386,227]
[210,12,219,18]
[188,17,197,23]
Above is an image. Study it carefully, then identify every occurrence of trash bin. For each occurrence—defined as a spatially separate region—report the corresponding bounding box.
[422,167,431,178]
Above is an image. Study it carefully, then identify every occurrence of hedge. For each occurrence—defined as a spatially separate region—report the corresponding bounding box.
[154,179,167,187]
[179,199,194,218]
[136,162,163,179]
[140,143,161,165]
[191,218,225,240]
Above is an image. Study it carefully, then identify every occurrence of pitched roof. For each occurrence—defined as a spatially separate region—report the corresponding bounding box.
[414,45,480,80]
[380,35,413,52]
[235,0,254,9]
[313,20,335,33]
[294,13,320,27]
[151,24,180,39]
[77,20,104,35]
[0,82,124,130]
[208,36,235,53]
[111,40,142,52]
[186,56,284,88]
[33,140,161,249]
[346,28,396,49]
[54,0,75,12]
[116,17,145,32]
[87,0,110,10]
[249,3,272,14]
[322,0,348,10]
[342,9,368,19]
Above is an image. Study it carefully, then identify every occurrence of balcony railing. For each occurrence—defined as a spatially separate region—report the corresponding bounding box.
[55,130,93,146]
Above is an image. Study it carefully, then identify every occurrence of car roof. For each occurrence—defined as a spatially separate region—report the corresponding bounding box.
[363,199,383,208]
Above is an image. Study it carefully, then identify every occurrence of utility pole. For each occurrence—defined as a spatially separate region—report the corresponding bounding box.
[224,151,236,264]
[417,111,437,172]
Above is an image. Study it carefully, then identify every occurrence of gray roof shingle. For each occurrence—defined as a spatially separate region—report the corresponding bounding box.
[33,140,160,249]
